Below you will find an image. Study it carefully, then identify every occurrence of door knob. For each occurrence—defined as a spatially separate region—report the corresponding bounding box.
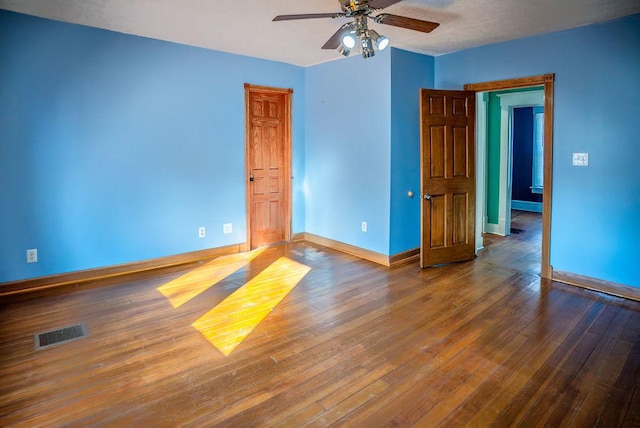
[423,194,432,200]
[249,173,254,182]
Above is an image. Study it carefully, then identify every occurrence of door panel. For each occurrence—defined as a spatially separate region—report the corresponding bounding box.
[430,126,446,178]
[245,85,292,249]
[420,89,476,267]
[452,193,468,245]
[429,195,446,248]
[453,126,468,177]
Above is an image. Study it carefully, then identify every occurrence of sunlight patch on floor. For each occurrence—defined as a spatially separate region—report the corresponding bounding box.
[192,256,311,356]
[157,249,264,308]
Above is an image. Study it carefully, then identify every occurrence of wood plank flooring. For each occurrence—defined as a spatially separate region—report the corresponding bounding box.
[1,212,640,426]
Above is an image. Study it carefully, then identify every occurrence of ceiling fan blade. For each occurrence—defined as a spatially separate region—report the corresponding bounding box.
[375,13,440,33]
[368,0,403,9]
[322,22,355,49]
[273,13,345,21]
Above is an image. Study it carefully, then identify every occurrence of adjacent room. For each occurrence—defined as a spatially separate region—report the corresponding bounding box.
[1,0,639,425]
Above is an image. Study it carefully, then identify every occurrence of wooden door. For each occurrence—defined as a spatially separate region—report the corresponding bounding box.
[420,89,476,267]
[245,84,292,249]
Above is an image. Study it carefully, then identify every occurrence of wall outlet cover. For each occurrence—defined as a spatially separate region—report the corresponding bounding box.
[198,227,206,238]
[223,223,232,234]
[26,248,38,263]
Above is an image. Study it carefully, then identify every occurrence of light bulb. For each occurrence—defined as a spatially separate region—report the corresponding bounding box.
[377,35,389,50]
[342,33,356,49]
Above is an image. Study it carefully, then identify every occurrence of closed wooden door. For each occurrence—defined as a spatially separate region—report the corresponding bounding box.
[420,89,476,267]
[245,84,292,249]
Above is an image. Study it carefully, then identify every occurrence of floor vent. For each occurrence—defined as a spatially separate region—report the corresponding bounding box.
[510,228,524,235]
[35,323,88,350]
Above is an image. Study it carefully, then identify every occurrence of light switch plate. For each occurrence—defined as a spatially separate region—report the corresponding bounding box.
[572,153,589,166]
[223,223,232,234]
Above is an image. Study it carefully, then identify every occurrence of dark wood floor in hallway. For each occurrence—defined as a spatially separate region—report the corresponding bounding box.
[1,213,639,426]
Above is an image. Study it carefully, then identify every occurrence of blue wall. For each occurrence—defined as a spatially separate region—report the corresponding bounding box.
[389,49,434,255]
[435,14,640,286]
[0,10,305,282]
[304,49,391,255]
[3,9,639,287]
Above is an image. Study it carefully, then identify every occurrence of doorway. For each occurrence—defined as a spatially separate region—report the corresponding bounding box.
[510,106,544,247]
[244,84,292,249]
[511,106,544,217]
[487,88,544,237]
[465,74,555,279]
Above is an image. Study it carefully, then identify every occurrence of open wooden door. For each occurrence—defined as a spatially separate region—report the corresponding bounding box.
[420,89,476,268]
[245,84,292,249]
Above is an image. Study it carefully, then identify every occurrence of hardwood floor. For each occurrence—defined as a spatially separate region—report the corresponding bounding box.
[479,210,542,276]
[1,215,640,426]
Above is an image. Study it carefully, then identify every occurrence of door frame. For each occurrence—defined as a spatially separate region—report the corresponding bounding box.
[465,73,555,279]
[244,83,293,249]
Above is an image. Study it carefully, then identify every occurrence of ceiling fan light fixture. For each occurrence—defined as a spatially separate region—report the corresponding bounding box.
[361,35,375,58]
[369,29,389,51]
[337,43,352,57]
[342,32,357,49]
[377,36,389,50]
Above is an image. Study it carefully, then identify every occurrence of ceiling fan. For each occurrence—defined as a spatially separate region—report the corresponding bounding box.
[273,0,440,58]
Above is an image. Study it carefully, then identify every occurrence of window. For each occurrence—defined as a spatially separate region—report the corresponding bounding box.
[531,108,544,193]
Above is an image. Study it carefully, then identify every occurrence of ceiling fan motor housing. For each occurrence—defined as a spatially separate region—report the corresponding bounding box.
[340,0,371,14]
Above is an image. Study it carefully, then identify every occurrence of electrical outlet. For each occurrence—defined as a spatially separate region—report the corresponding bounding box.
[198,227,206,238]
[26,248,38,263]
[361,221,368,233]
[223,223,233,234]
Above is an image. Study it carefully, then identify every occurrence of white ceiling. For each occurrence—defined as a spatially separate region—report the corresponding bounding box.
[1,0,639,67]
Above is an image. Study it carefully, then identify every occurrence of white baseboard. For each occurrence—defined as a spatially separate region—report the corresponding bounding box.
[485,218,508,236]
[484,222,502,236]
